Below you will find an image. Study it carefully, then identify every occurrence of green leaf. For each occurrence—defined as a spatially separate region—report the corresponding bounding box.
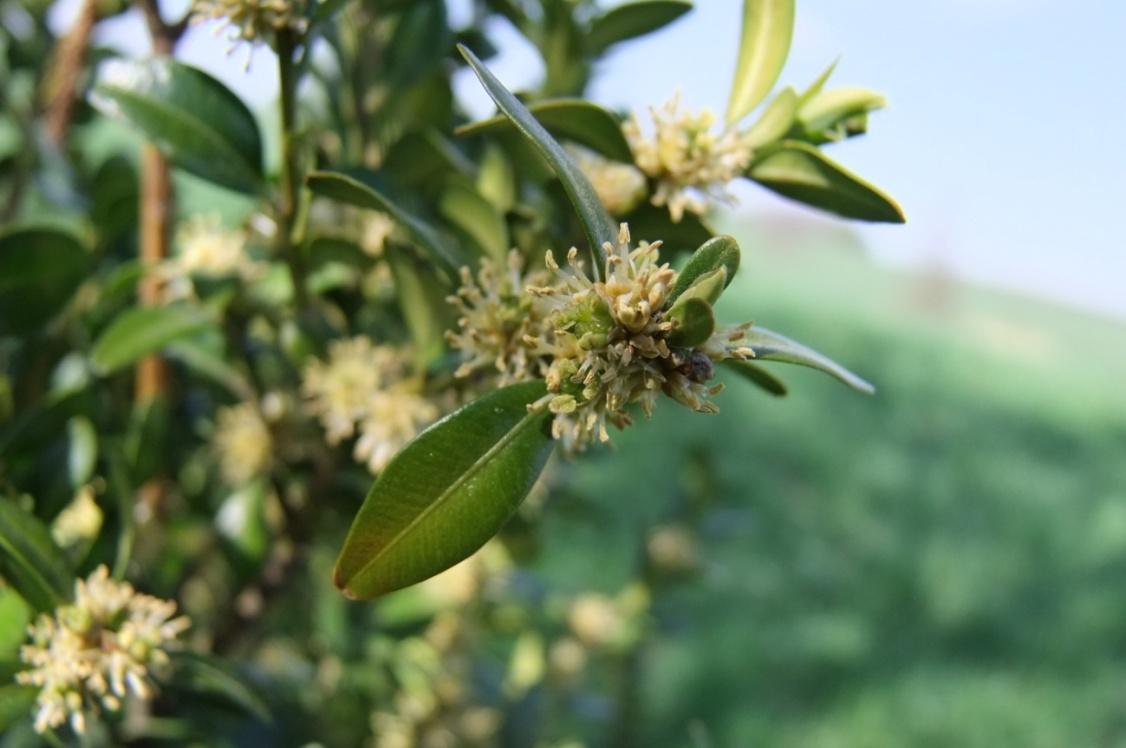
[668,235,740,304]
[477,144,517,212]
[334,381,554,599]
[457,46,617,275]
[385,246,455,369]
[588,0,693,54]
[797,58,838,107]
[675,266,726,305]
[0,227,89,336]
[745,86,799,149]
[666,296,715,348]
[439,182,509,262]
[748,141,905,223]
[168,651,271,723]
[66,416,97,489]
[623,203,715,256]
[726,0,795,123]
[0,684,36,735]
[720,359,787,396]
[165,340,254,399]
[744,326,874,394]
[306,170,463,278]
[457,98,634,164]
[90,58,263,194]
[0,499,74,613]
[91,305,215,375]
[796,86,886,143]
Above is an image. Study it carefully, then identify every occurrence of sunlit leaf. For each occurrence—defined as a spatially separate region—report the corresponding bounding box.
[439,182,509,262]
[91,306,216,375]
[726,0,795,123]
[745,86,799,149]
[747,140,905,223]
[90,58,263,193]
[334,381,554,599]
[744,325,875,394]
[668,235,740,304]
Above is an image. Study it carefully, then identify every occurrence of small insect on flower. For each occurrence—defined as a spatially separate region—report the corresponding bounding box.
[16,566,189,736]
[623,93,755,222]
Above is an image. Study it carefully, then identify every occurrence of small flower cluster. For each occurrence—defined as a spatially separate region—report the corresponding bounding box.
[567,145,648,216]
[623,93,755,222]
[449,224,755,452]
[190,0,308,48]
[302,337,438,473]
[213,400,273,485]
[16,566,189,736]
[160,215,261,300]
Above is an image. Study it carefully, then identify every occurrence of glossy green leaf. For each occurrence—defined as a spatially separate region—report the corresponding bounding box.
[0,499,73,613]
[457,98,634,164]
[91,305,215,375]
[744,325,875,394]
[748,141,905,223]
[439,182,509,262]
[726,0,795,123]
[90,58,263,193]
[668,235,740,304]
[386,246,455,368]
[458,46,617,273]
[588,0,693,54]
[334,381,554,599]
[675,266,727,305]
[796,86,886,143]
[306,170,463,278]
[745,86,799,149]
[168,651,271,723]
[0,227,89,336]
[667,296,715,348]
[721,359,787,396]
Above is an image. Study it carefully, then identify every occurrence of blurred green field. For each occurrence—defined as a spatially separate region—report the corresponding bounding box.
[542,226,1126,747]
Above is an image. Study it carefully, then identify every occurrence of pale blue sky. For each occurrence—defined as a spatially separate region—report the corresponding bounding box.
[79,1,1126,319]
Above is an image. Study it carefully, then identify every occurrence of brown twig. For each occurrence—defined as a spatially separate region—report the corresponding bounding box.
[42,0,98,146]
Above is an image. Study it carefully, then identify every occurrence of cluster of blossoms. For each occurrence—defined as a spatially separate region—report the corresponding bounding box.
[190,0,308,49]
[160,214,262,300]
[567,145,648,216]
[16,566,190,736]
[449,224,755,452]
[623,93,755,222]
[213,400,274,485]
[302,337,438,473]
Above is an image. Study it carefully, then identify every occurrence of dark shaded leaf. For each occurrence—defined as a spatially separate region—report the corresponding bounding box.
[720,359,787,396]
[457,98,633,164]
[0,227,89,336]
[306,170,464,277]
[623,203,715,256]
[334,381,554,599]
[589,0,693,54]
[0,499,73,613]
[386,246,455,368]
[168,651,271,723]
[748,140,905,223]
[91,58,263,193]
[457,47,617,274]
[667,296,715,348]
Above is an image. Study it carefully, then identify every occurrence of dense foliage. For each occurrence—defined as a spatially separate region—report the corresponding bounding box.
[0,0,907,744]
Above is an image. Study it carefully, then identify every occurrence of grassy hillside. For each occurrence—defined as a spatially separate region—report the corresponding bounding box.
[544,232,1126,746]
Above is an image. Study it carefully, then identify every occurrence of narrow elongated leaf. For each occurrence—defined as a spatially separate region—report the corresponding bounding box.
[66,416,97,488]
[439,182,509,262]
[306,171,463,277]
[168,651,271,723]
[748,141,905,223]
[0,227,89,336]
[91,306,215,375]
[0,500,73,613]
[797,58,838,107]
[91,58,263,194]
[726,0,795,123]
[669,235,740,304]
[334,381,554,599]
[798,86,886,136]
[745,86,799,149]
[744,326,874,394]
[457,99,633,163]
[721,359,787,396]
[458,46,617,274]
[588,0,693,54]
[385,247,455,368]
